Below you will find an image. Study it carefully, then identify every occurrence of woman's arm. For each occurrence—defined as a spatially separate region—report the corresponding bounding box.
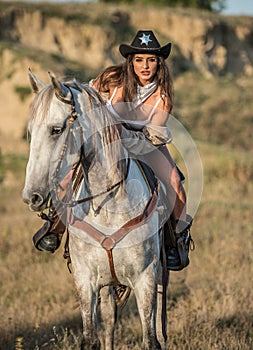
[150,94,172,126]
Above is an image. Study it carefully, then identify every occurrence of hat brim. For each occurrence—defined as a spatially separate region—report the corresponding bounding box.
[119,42,171,59]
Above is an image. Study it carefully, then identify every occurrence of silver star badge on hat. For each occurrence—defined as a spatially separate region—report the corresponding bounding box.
[139,33,152,46]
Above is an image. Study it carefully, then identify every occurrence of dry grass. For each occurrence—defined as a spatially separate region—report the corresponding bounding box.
[174,72,253,151]
[0,137,252,350]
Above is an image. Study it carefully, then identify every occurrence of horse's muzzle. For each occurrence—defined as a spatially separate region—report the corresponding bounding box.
[22,189,49,212]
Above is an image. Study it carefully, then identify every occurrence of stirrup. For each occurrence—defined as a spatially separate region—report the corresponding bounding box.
[33,220,62,253]
[37,232,60,253]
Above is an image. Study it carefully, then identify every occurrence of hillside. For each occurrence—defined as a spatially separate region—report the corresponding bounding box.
[0,1,253,152]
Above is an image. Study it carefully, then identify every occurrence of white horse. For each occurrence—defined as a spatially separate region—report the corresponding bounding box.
[22,70,170,350]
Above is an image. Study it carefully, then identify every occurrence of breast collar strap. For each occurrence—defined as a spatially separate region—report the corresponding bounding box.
[68,180,160,251]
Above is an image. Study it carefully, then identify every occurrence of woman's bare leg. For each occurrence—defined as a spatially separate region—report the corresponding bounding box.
[143,145,187,227]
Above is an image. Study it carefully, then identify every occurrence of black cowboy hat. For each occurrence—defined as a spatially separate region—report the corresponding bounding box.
[119,30,171,59]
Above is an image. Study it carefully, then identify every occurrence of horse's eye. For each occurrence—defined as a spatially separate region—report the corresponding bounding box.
[51,126,63,135]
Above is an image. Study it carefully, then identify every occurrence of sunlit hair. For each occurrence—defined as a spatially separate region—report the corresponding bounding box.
[96,54,174,108]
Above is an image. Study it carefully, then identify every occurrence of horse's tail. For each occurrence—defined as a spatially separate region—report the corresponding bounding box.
[114,285,131,308]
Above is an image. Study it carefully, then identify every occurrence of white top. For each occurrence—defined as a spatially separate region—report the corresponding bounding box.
[106,87,163,130]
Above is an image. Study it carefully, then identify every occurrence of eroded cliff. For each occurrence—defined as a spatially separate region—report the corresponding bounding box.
[0,2,253,148]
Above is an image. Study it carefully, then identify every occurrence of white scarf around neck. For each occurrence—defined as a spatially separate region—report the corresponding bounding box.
[133,79,157,108]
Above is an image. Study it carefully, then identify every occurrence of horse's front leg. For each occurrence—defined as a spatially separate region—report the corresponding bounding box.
[134,264,162,350]
[75,281,100,350]
[70,241,100,349]
[99,285,117,350]
[156,264,170,350]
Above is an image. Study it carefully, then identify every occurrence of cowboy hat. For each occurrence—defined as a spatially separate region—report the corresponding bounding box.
[119,30,171,59]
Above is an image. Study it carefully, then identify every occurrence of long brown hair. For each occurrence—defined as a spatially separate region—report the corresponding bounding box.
[96,54,174,105]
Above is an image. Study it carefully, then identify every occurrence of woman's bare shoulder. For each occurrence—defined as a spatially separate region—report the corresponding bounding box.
[147,89,172,112]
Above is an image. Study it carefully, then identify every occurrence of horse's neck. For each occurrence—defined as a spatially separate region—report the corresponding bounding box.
[85,159,151,228]
[71,90,151,227]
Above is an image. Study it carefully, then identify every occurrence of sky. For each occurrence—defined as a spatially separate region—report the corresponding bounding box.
[222,0,253,16]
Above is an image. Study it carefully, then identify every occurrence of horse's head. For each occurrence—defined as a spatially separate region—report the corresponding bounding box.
[22,69,125,213]
[22,69,81,212]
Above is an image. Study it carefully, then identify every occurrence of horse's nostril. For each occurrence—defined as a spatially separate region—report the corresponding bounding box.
[31,192,44,206]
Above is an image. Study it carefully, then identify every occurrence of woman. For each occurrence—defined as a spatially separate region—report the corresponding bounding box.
[90,30,193,271]
[34,30,192,271]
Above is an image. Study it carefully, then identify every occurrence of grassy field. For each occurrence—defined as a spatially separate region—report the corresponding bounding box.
[0,134,252,349]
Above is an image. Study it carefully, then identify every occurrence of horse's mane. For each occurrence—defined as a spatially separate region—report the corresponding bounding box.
[70,80,127,183]
[29,79,126,183]
[29,84,54,127]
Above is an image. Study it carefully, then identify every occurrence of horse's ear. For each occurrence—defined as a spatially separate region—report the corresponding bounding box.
[48,71,71,101]
[28,68,46,94]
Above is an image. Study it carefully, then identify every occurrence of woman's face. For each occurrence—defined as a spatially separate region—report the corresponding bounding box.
[132,54,158,86]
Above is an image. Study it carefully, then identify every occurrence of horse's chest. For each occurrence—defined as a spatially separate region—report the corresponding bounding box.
[69,234,159,287]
